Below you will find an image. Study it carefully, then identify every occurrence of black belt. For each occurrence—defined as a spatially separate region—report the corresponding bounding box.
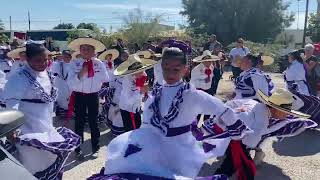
[20,99,46,104]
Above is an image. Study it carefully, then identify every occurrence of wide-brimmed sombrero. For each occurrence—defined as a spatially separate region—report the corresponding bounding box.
[260,56,274,66]
[98,49,119,61]
[68,37,106,53]
[7,46,26,59]
[193,50,220,63]
[114,54,157,76]
[136,50,162,61]
[257,89,310,118]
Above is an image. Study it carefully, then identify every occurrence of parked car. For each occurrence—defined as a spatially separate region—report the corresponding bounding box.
[0,110,36,180]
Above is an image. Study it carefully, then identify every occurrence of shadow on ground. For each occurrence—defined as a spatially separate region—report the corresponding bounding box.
[255,162,291,180]
[272,129,320,157]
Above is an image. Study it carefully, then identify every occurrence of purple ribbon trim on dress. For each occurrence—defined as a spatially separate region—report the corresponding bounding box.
[166,124,191,137]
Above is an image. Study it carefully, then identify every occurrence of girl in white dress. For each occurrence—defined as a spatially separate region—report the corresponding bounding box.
[88,47,251,180]
[3,41,80,180]
[284,51,310,95]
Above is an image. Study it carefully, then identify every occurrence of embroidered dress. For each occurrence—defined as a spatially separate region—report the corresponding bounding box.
[3,65,80,180]
[199,99,316,149]
[235,68,274,100]
[51,61,72,110]
[284,60,310,95]
[89,81,251,179]
[99,77,125,136]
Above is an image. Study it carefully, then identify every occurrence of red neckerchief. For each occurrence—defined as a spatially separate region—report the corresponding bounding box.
[107,61,113,69]
[135,75,147,89]
[205,68,212,78]
[83,59,94,77]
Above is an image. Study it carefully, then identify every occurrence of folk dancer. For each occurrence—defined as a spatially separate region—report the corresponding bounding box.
[284,50,310,96]
[67,37,109,158]
[114,54,156,132]
[3,41,80,179]
[88,47,251,180]
[195,89,316,180]
[51,50,73,115]
[233,54,275,100]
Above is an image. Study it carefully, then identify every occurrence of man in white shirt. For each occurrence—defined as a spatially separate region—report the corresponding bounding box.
[229,38,250,78]
[67,37,109,158]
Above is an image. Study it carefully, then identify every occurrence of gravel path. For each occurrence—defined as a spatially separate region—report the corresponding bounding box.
[63,73,320,180]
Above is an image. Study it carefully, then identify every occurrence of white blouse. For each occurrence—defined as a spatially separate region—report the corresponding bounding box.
[67,58,109,93]
[284,60,309,95]
[190,63,214,90]
[119,75,144,112]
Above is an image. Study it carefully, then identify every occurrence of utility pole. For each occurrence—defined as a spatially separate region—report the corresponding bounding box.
[28,11,31,30]
[9,16,13,40]
[302,0,309,47]
[9,16,12,30]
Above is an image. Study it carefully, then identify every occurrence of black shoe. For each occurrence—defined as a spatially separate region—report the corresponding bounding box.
[76,151,85,161]
[92,145,100,154]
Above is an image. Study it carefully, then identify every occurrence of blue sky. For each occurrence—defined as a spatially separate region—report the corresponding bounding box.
[0,0,318,31]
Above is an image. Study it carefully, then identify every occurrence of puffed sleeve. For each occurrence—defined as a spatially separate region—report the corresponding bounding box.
[251,74,269,96]
[193,90,240,126]
[3,71,28,109]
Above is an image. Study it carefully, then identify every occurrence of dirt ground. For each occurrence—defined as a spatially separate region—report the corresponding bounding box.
[62,72,320,180]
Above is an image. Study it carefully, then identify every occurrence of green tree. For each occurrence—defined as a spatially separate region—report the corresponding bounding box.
[121,8,162,46]
[77,23,100,32]
[181,0,294,45]
[53,23,74,29]
[307,13,320,42]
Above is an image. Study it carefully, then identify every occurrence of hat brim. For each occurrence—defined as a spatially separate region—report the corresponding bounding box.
[192,55,220,63]
[68,38,106,53]
[7,47,26,59]
[114,59,157,76]
[257,90,311,119]
[98,49,119,61]
[261,56,274,66]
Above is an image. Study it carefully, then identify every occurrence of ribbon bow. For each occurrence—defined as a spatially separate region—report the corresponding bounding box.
[83,60,94,78]
[107,61,113,69]
[205,68,212,78]
[135,75,147,89]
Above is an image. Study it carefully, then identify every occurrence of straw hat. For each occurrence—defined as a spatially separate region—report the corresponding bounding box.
[114,54,157,76]
[257,89,310,118]
[7,46,26,59]
[260,56,274,66]
[193,50,220,63]
[98,49,119,61]
[68,37,106,53]
[136,50,162,61]
[71,51,81,60]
